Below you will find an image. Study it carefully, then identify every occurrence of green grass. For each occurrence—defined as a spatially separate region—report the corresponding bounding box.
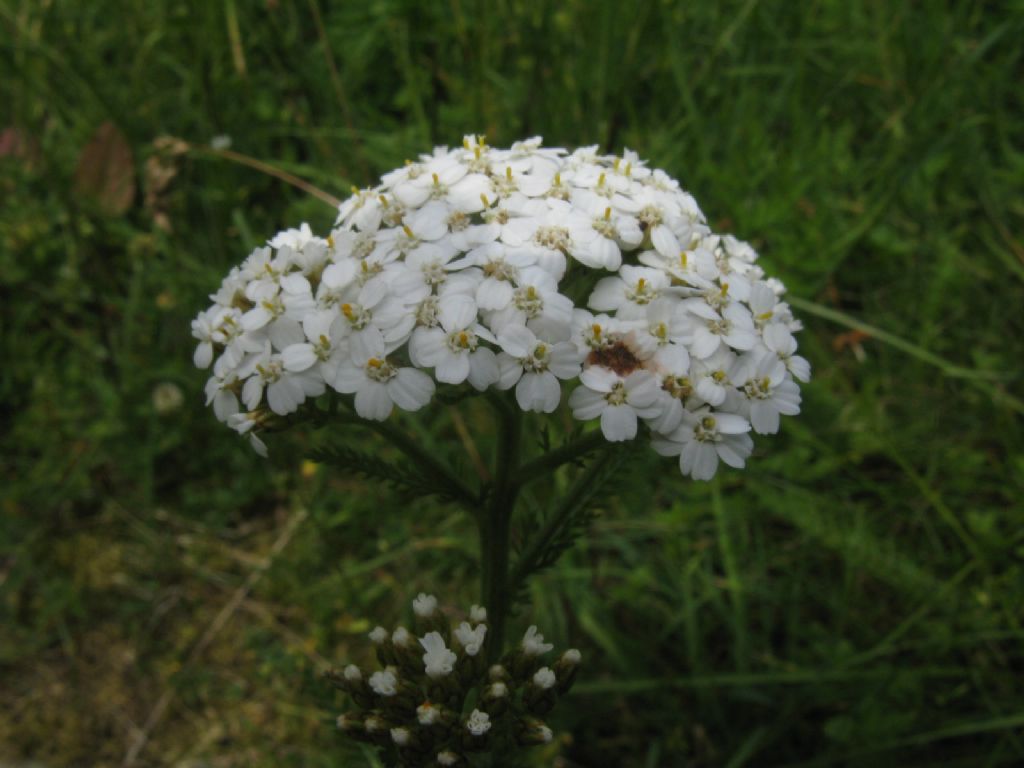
[2,1,1023,766]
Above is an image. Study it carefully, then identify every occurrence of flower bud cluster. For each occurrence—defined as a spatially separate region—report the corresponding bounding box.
[326,594,579,766]
[193,137,808,480]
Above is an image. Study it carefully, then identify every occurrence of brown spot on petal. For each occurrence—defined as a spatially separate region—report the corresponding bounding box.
[586,341,643,376]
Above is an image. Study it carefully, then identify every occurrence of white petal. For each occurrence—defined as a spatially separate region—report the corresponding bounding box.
[476,278,514,310]
[267,379,299,415]
[587,277,625,312]
[580,366,618,393]
[691,442,719,480]
[242,377,263,410]
[322,260,357,289]
[601,404,637,441]
[436,350,471,384]
[568,386,606,420]
[496,354,524,390]
[194,342,214,369]
[350,326,385,365]
[332,362,365,394]
[691,327,721,359]
[282,343,317,372]
[388,368,435,411]
[497,324,535,357]
[714,414,751,434]
[651,225,680,258]
[439,294,477,332]
[269,317,305,350]
[547,344,583,379]
[355,382,394,420]
[750,401,780,434]
[516,371,561,413]
[411,328,446,366]
[467,348,499,390]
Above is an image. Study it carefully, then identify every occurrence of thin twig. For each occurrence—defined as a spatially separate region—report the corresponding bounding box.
[121,508,308,767]
[192,145,341,208]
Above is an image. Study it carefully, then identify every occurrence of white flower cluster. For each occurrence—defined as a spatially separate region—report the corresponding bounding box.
[192,136,808,480]
[330,595,580,764]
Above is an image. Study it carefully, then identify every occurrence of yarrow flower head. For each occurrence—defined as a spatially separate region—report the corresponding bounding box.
[193,137,807,480]
[326,594,581,766]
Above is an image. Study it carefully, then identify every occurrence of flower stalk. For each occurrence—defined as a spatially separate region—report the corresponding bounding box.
[480,394,522,661]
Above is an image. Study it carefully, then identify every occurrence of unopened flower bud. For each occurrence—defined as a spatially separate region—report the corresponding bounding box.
[489,664,509,683]
[390,726,411,747]
[369,626,393,666]
[555,648,581,694]
[362,713,391,745]
[392,626,425,675]
[516,717,554,745]
[325,665,372,706]
[414,592,449,637]
[482,680,509,717]
[417,701,441,726]
[336,713,361,732]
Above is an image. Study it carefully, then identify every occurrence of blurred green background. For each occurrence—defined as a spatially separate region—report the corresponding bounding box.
[2,1,1023,766]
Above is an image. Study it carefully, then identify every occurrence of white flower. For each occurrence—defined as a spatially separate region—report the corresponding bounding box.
[368,626,388,645]
[733,351,802,435]
[437,751,459,766]
[562,648,582,665]
[532,667,556,689]
[453,621,487,656]
[193,138,806,480]
[521,625,553,656]
[652,409,753,481]
[343,664,362,682]
[690,301,758,359]
[588,266,669,318]
[392,626,412,647]
[465,709,491,736]
[332,333,435,420]
[469,604,487,623]
[763,323,811,382]
[412,592,438,618]
[419,631,457,678]
[495,325,582,413]
[368,668,398,696]
[411,294,498,388]
[390,727,410,746]
[569,367,662,442]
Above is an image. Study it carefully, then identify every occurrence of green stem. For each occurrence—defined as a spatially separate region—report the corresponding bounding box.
[481,396,522,661]
[514,428,607,487]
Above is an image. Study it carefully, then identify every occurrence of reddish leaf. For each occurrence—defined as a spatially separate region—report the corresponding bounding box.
[0,126,41,168]
[74,122,135,215]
